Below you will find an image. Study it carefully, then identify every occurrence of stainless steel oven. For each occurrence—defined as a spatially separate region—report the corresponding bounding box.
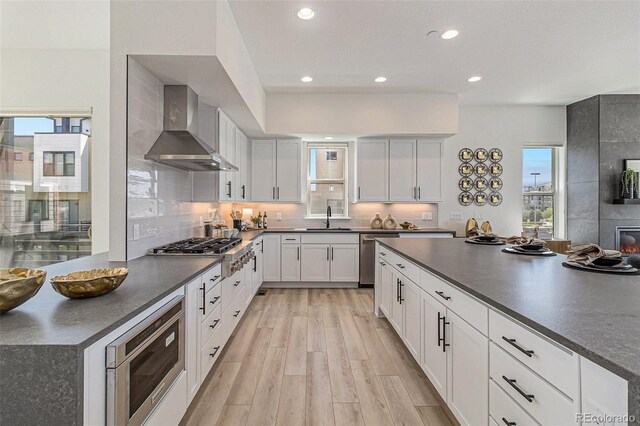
[106,296,185,426]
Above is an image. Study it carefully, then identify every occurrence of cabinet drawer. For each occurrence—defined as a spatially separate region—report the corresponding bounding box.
[490,343,575,425]
[301,233,359,244]
[200,326,224,381]
[420,269,488,335]
[489,309,578,399]
[281,234,301,244]
[490,379,539,426]
[223,287,246,340]
[386,250,420,285]
[202,263,222,292]
[199,282,221,322]
[200,303,222,349]
[221,270,244,312]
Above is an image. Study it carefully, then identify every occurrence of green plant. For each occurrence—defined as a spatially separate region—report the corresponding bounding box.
[250,216,260,225]
[621,169,639,197]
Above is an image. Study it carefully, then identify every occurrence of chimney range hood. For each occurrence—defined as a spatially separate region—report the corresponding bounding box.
[145,85,238,172]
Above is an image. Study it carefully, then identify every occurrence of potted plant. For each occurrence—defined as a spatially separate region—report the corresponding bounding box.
[621,168,639,198]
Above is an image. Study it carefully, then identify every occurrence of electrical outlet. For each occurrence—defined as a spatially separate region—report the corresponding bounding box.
[449,212,463,221]
[421,212,433,221]
[133,224,140,240]
[276,212,283,221]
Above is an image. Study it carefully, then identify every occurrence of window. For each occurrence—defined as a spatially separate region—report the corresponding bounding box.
[522,147,559,238]
[71,126,81,133]
[43,151,75,176]
[14,152,23,161]
[27,200,49,221]
[29,152,34,161]
[306,143,349,218]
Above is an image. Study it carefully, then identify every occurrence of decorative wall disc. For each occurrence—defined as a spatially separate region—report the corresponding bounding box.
[459,148,473,162]
[489,148,503,161]
[459,191,473,206]
[489,192,503,206]
[474,177,488,191]
[474,192,487,206]
[459,177,473,191]
[474,163,488,176]
[474,148,488,162]
[489,177,503,191]
[489,162,503,176]
[459,162,473,176]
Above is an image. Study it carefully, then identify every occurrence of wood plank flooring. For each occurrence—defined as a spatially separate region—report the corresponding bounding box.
[182,288,455,426]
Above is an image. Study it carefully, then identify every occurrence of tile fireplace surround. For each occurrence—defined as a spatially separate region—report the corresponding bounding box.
[616,226,640,255]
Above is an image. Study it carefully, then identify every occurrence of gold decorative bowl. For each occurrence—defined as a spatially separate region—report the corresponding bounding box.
[50,268,128,299]
[0,268,47,313]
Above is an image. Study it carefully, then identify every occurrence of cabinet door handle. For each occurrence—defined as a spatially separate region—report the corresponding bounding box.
[227,181,232,198]
[253,256,257,272]
[277,187,280,200]
[502,376,535,403]
[209,319,220,329]
[234,310,241,317]
[435,290,451,301]
[273,187,276,200]
[241,185,246,199]
[441,314,450,352]
[413,186,417,200]
[327,247,330,261]
[396,278,400,302]
[297,246,300,261]
[331,247,334,261]
[437,312,443,347]
[502,336,534,357]
[399,281,404,303]
[418,187,421,199]
[210,296,220,305]
[210,346,221,357]
[358,186,361,200]
[200,286,206,314]
[502,418,516,426]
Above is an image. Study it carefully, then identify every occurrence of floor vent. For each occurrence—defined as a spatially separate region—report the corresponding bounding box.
[256,289,268,296]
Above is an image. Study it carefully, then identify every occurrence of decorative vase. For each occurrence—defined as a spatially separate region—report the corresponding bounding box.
[370,213,383,229]
[382,214,397,230]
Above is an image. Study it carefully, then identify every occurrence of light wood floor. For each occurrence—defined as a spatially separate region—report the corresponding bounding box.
[182,288,455,426]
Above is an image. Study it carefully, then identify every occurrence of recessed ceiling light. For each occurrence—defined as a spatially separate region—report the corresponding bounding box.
[374,76,387,83]
[297,7,315,20]
[441,29,459,40]
[324,136,334,140]
[301,76,313,83]
[467,76,482,82]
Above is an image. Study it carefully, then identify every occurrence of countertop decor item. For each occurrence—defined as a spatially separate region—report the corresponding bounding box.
[627,254,640,269]
[382,214,397,230]
[480,221,493,234]
[562,261,639,275]
[465,235,505,245]
[502,246,557,256]
[399,221,419,230]
[567,243,622,266]
[50,268,129,299]
[465,217,479,237]
[370,213,383,229]
[0,268,47,313]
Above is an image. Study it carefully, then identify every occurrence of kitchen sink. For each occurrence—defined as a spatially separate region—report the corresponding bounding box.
[304,227,352,231]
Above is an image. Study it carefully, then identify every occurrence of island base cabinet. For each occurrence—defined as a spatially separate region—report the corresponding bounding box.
[447,310,489,426]
[378,259,391,317]
[389,269,403,336]
[421,291,448,401]
[403,279,421,361]
[143,371,187,426]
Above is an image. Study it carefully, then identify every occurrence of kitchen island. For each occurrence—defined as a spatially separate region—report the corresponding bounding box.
[376,237,640,425]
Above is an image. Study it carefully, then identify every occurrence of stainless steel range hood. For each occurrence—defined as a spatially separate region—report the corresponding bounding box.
[145,85,238,172]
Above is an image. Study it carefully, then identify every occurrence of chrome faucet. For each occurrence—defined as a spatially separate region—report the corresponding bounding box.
[326,206,332,229]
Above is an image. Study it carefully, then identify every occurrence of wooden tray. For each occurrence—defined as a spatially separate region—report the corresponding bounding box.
[502,247,557,256]
[562,261,639,275]
[465,239,505,246]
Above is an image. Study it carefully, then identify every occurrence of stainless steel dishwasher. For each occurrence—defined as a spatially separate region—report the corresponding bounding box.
[359,233,399,287]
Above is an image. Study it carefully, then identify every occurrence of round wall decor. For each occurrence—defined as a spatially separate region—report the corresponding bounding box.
[459,148,473,162]
[489,148,503,161]
[459,191,473,206]
[459,177,473,191]
[474,177,488,191]
[474,163,488,176]
[474,148,488,162]
[459,162,473,176]
[489,192,503,206]
[474,192,487,206]
[489,177,503,191]
[489,162,503,176]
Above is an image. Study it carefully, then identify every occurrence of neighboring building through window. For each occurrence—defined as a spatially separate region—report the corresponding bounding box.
[14,152,22,161]
[306,143,349,218]
[43,151,75,176]
[522,147,559,238]
[29,152,34,161]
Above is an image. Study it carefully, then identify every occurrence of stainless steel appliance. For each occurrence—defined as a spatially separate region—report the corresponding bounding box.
[147,237,254,277]
[359,233,399,286]
[106,296,185,426]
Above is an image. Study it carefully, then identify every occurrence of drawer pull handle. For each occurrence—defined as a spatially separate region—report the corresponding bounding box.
[502,418,516,426]
[396,263,405,269]
[210,275,220,282]
[234,310,241,317]
[502,375,535,403]
[210,296,221,305]
[379,261,386,266]
[210,319,220,329]
[285,238,296,241]
[210,346,220,357]
[380,253,386,256]
[234,281,241,286]
[502,336,534,357]
[435,290,451,301]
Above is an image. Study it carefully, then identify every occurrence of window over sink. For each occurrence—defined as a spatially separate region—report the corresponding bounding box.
[306,143,349,219]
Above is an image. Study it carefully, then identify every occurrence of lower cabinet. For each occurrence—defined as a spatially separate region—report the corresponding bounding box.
[389,268,403,335]
[402,278,421,360]
[300,244,331,281]
[185,279,201,404]
[329,244,359,281]
[378,258,391,316]
[262,234,281,281]
[281,244,301,281]
[421,292,447,400]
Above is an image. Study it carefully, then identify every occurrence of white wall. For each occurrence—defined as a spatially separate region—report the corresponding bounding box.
[0,0,111,254]
[438,106,566,237]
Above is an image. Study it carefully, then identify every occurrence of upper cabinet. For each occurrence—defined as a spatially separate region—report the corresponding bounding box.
[218,110,237,202]
[356,138,442,203]
[235,129,249,201]
[250,139,301,202]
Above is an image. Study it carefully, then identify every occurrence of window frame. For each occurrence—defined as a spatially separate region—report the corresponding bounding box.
[43,151,75,177]
[305,142,350,219]
[521,147,559,238]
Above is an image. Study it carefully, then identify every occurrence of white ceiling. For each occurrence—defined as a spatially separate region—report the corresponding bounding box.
[229,0,640,105]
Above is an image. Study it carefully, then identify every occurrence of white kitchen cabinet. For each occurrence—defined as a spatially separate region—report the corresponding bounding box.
[301,244,331,282]
[218,110,236,202]
[281,244,301,282]
[329,244,359,282]
[580,357,628,425]
[389,268,403,335]
[184,278,201,404]
[251,238,264,296]
[416,139,443,201]
[357,139,389,201]
[421,291,447,400]
[389,139,417,202]
[403,278,422,361]
[250,139,300,202]
[235,128,249,201]
[251,139,277,202]
[262,234,281,282]
[447,310,489,426]
[378,257,392,317]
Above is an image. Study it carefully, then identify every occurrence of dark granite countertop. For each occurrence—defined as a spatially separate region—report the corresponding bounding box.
[0,253,221,348]
[377,238,640,384]
[252,227,455,235]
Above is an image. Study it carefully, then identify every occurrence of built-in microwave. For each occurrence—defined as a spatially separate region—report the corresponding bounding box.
[106,296,185,426]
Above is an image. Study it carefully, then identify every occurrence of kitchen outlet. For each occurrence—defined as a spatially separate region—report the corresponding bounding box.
[133,224,140,240]
[422,212,433,221]
[276,212,283,221]
[449,212,463,221]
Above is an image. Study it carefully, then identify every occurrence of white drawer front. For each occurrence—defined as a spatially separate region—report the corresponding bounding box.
[489,309,578,399]
[281,234,301,244]
[387,250,420,285]
[221,270,244,312]
[202,263,222,292]
[200,303,222,349]
[200,326,224,380]
[420,269,488,335]
[301,233,359,244]
[490,343,575,425]
[199,282,221,323]
[490,379,539,426]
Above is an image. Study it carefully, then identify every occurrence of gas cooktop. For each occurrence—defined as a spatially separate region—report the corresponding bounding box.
[149,237,242,255]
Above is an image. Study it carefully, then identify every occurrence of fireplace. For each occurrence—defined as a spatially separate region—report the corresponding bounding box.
[616,226,640,255]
